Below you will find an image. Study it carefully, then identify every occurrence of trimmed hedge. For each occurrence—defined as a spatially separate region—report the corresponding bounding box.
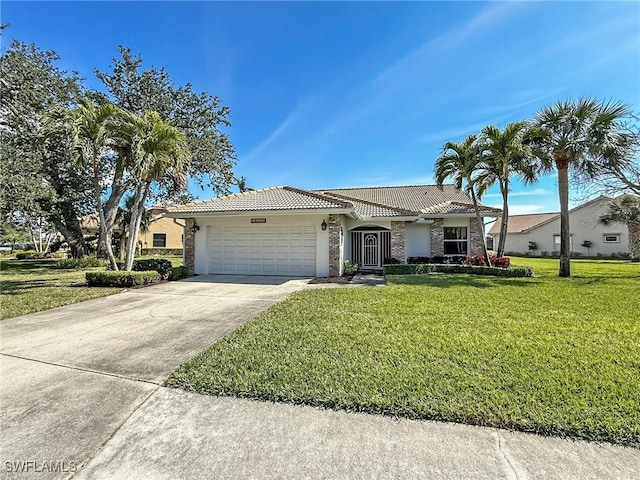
[141,248,183,256]
[86,271,160,287]
[170,265,189,280]
[383,263,533,277]
[133,259,173,279]
[56,256,106,269]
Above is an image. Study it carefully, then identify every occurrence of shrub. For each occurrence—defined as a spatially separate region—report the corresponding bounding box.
[132,258,173,280]
[170,265,189,280]
[430,256,445,264]
[383,257,401,265]
[86,270,160,287]
[465,254,486,266]
[383,263,532,277]
[56,256,105,269]
[491,255,510,268]
[407,256,430,264]
[343,260,359,276]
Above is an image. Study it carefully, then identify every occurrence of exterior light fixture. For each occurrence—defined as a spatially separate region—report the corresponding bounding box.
[191,222,200,233]
[321,219,328,231]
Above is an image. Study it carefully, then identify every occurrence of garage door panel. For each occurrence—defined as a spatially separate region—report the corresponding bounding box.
[208,224,316,276]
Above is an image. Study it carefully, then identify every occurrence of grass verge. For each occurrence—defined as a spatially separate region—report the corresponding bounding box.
[0,259,122,320]
[167,258,640,447]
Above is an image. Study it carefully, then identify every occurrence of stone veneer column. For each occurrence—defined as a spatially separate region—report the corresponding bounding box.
[328,214,341,277]
[469,217,484,255]
[430,219,444,256]
[184,218,197,275]
[390,221,406,263]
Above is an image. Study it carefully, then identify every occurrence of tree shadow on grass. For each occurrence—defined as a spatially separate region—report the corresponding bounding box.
[0,279,55,293]
[0,260,59,274]
[387,274,540,289]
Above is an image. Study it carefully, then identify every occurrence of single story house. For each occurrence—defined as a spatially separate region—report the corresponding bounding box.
[487,196,630,257]
[167,185,501,277]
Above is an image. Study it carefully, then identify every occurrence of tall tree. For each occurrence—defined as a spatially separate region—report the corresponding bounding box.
[89,47,236,255]
[0,40,93,257]
[114,194,152,261]
[479,122,536,257]
[72,101,121,269]
[434,135,493,266]
[112,110,191,270]
[527,98,632,277]
[599,195,640,261]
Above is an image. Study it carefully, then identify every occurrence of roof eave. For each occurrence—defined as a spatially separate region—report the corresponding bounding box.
[166,207,354,218]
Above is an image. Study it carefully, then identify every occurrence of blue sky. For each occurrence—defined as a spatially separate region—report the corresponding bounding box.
[3,1,639,214]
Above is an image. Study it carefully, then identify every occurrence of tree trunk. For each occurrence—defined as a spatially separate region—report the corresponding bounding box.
[91,150,119,270]
[124,183,150,271]
[557,160,571,277]
[51,203,88,258]
[470,186,492,266]
[628,220,640,261]
[497,182,509,257]
[98,174,128,258]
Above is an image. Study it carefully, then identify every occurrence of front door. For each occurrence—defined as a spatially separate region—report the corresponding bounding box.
[362,233,379,268]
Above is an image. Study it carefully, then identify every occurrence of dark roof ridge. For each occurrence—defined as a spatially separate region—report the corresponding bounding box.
[317,183,454,191]
[321,191,418,215]
[282,186,353,208]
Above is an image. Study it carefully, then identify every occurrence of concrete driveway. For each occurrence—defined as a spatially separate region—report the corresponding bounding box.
[0,275,309,479]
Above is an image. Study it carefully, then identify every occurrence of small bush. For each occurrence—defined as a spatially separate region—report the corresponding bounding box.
[170,265,189,280]
[383,263,532,277]
[86,270,160,287]
[343,260,359,276]
[430,256,445,264]
[56,256,105,269]
[407,256,430,264]
[132,258,173,279]
[465,254,486,266]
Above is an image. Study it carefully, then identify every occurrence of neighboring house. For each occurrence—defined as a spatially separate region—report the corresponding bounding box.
[167,185,501,277]
[80,206,186,253]
[138,205,186,252]
[487,196,630,257]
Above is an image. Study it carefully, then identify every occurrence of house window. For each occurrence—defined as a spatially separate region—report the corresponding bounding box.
[153,233,167,248]
[553,235,573,251]
[443,227,468,255]
[603,234,620,243]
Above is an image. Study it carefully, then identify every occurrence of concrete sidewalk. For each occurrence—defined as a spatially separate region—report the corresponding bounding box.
[77,388,638,480]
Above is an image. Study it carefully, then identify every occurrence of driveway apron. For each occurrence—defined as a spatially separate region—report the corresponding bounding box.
[0,276,308,479]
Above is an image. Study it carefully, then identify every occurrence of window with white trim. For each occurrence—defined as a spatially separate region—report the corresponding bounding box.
[443,227,468,255]
[603,234,620,243]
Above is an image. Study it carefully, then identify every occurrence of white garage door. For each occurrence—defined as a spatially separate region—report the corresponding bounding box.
[208,225,316,276]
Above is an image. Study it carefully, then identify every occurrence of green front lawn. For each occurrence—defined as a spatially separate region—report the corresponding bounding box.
[0,259,122,320]
[167,258,640,447]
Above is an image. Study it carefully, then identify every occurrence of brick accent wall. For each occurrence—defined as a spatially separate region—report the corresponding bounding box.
[328,214,341,277]
[184,218,197,275]
[390,221,406,263]
[469,217,484,255]
[430,219,444,256]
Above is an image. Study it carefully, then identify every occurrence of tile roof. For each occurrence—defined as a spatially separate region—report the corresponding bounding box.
[488,213,559,234]
[421,202,502,216]
[318,185,477,214]
[169,186,352,214]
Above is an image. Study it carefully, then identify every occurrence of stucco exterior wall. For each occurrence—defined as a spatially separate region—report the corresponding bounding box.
[139,216,185,250]
[495,198,629,256]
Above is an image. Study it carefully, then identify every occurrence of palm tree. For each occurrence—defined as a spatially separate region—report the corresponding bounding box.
[72,100,120,270]
[234,176,254,193]
[479,122,536,257]
[435,135,492,266]
[527,98,631,277]
[114,110,191,270]
[599,195,640,261]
